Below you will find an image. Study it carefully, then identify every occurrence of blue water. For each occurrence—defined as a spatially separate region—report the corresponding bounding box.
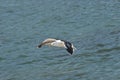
[0,0,120,80]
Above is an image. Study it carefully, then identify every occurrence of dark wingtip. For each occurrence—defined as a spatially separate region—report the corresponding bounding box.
[66,48,73,55]
[64,41,73,55]
[37,44,42,48]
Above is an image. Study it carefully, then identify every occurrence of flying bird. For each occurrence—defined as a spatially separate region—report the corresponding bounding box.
[37,38,76,55]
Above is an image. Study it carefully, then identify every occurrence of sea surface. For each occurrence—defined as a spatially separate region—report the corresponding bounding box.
[0,0,120,80]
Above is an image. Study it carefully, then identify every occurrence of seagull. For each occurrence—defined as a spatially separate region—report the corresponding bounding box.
[37,38,76,55]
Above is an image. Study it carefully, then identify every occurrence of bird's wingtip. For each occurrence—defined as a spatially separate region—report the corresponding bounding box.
[37,44,42,48]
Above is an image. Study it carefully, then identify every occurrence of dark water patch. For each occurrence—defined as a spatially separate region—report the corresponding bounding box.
[6,10,14,14]
[77,52,94,57]
[85,41,116,52]
[40,18,51,24]
[0,32,4,35]
[0,57,5,62]
[96,46,120,53]
[18,59,40,65]
[110,30,120,35]
[62,32,69,34]
[104,24,116,27]
[17,55,28,58]
[95,43,106,47]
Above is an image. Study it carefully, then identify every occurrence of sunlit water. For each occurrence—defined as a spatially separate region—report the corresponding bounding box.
[0,0,120,80]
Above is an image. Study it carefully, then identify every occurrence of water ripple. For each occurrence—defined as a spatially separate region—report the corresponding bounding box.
[0,57,5,62]
[18,59,41,65]
[96,46,120,53]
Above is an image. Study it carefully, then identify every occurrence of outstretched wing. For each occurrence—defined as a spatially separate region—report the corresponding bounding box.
[37,38,56,48]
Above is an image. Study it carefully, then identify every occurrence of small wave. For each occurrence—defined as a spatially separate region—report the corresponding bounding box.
[17,55,28,58]
[0,57,5,62]
[96,46,120,53]
[110,30,120,35]
[18,59,40,65]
